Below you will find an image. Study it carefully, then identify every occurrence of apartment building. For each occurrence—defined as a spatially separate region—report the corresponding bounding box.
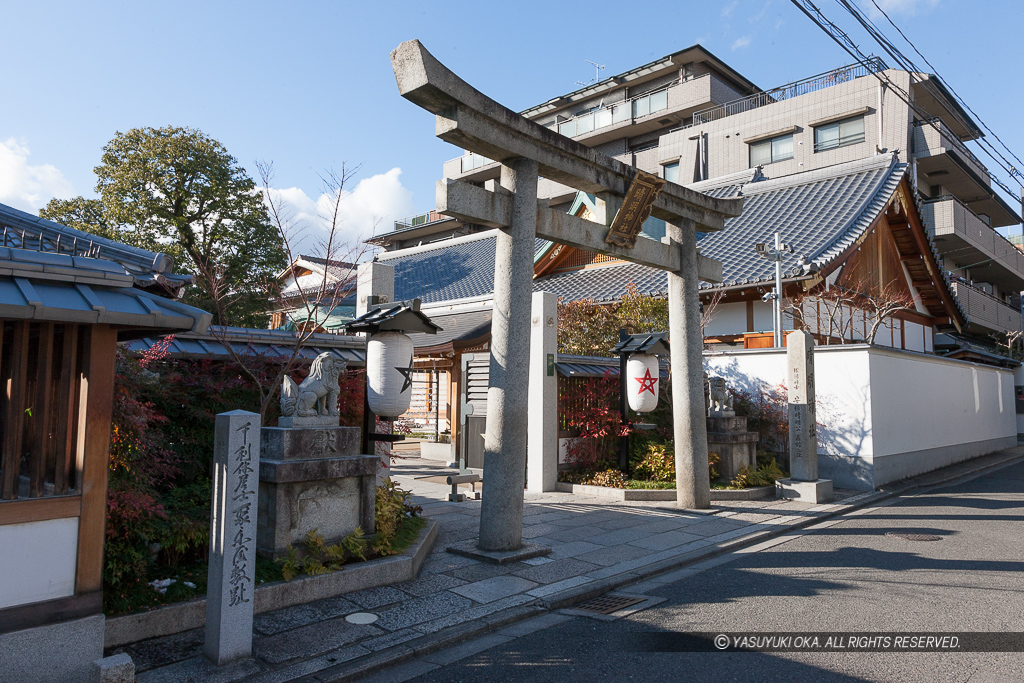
[434,45,1024,343]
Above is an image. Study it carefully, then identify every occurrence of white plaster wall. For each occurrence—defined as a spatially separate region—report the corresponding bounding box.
[704,345,874,461]
[0,517,79,609]
[704,344,1015,489]
[868,348,1016,457]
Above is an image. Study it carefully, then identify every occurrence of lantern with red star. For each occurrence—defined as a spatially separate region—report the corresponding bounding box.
[626,353,660,413]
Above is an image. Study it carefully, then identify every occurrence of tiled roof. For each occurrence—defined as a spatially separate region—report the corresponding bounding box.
[0,202,193,292]
[536,154,908,302]
[408,309,493,350]
[0,201,210,336]
[535,261,668,304]
[123,326,366,365]
[380,230,547,304]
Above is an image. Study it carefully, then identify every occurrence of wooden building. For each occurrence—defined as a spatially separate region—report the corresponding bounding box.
[0,204,210,681]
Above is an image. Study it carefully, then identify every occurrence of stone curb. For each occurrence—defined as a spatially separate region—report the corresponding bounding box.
[316,449,1024,682]
[554,482,773,501]
[104,519,438,649]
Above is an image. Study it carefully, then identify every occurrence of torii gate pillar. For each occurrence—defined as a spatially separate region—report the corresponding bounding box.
[478,158,538,550]
[667,220,711,509]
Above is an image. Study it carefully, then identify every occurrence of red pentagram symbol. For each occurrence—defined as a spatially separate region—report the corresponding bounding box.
[635,368,658,396]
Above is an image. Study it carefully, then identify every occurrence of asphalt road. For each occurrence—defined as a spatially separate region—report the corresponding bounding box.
[366,461,1024,683]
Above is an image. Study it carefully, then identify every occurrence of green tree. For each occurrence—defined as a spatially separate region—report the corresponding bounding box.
[41,126,285,327]
[557,284,670,356]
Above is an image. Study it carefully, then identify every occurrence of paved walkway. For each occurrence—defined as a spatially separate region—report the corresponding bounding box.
[121,448,1024,682]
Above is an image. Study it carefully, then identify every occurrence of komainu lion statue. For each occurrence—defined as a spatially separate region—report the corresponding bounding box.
[706,376,733,414]
[281,352,344,418]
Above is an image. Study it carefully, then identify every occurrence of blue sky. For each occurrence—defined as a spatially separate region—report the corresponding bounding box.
[1,0,1021,251]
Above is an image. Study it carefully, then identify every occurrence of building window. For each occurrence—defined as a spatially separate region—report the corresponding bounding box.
[814,115,865,152]
[749,134,794,166]
[663,161,680,183]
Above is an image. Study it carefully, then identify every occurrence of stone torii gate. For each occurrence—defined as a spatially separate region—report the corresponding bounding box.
[391,41,743,553]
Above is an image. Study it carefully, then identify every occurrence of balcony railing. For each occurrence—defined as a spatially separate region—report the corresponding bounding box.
[688,57,887,126]
[950,279,1023,334]
[393,210,448,232]
[549,82,677,139]
[923,194,1018,249]
[913,117,994,183]
[459,153,494,174]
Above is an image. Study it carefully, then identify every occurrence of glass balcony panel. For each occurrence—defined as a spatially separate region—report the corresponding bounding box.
[595,108,613,129]
[559,120,576,137]
[612,103,630,124]
[633,96,650,118]
[650,90,668,113]
[576,113,594,135]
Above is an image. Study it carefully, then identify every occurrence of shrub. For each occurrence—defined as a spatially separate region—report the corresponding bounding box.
[730,458,786,489]
[374,478,415,556]
[630,441,675,483]
[278,528,369,582]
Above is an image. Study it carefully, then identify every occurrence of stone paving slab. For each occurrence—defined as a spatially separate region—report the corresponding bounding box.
[124,448,1024,682]
[451,576,537,604]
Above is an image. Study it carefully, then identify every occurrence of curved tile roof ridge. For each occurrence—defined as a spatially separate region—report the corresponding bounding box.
[0,201,175,274]
[741,153,898,197]
[376,228,501,260]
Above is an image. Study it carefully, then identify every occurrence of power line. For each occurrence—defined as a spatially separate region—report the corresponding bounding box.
[835,0,1024,191]
[789,0,1022,203]
[865,0,1024,178]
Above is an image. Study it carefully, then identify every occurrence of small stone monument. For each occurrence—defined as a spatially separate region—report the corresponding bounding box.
[206,409,260,665]
[776,330,832,502]
[705,376,758,481]
[258,353,378,559]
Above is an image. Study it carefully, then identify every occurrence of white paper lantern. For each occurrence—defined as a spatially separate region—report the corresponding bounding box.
[627,354,660,413]
[367,331,415,418]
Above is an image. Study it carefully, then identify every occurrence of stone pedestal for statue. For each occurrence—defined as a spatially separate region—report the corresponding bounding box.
[258,426,377,559]
[706,415,758,481]
[258,353,378,559]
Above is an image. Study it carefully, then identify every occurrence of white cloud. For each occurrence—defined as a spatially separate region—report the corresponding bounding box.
[721,1,738,18]
[732,36,752,50]
[0,138,75,212]
[264,167,415,258]
[862,0,939,17]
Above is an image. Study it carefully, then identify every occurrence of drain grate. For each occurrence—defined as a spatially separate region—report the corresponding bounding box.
[574,594,646,615]
[885,532,942,542]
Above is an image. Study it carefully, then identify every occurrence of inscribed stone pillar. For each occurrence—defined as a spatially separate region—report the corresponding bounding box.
[356,261,395,318]
[787,330,818,481]
[527,291,558,493]
[478,157,538,551]
[205,410,260,666]
[666,219,711,509]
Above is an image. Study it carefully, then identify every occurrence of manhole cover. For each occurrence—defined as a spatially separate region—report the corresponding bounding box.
[574,595,646,615]
[345,612,379,624]
[885,532,942,542]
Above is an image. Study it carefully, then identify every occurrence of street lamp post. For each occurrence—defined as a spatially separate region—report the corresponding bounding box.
[755,232,793,348]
